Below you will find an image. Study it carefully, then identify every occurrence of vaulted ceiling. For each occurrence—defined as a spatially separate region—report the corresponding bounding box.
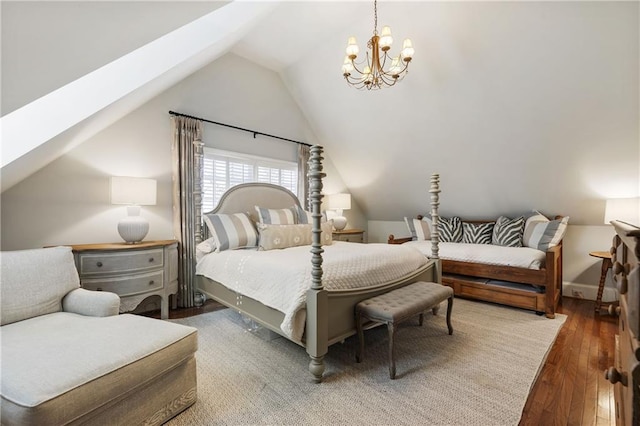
[2,1,638,225]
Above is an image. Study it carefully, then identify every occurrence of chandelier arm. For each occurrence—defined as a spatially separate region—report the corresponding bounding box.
[349,59,371,76]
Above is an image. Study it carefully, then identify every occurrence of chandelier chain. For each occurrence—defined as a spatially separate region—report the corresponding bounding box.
[373,0,378,35]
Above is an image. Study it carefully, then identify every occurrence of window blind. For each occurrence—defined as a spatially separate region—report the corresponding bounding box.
[203,148,298,212]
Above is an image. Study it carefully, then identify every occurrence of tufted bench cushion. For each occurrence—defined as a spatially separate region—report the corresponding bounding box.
[355,281,454,379]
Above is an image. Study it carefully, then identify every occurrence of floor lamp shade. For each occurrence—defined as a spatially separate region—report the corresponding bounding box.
[327,193,351,231]
[604,198,640,226]
[110,177,157,243]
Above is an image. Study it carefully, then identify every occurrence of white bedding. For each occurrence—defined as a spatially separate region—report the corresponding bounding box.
[196,241,428,342]
[403,240,546,270]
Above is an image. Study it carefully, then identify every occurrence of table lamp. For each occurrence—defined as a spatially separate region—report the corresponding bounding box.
[604,198,640,226]
[110,177,157,243]
[327,193,351,231]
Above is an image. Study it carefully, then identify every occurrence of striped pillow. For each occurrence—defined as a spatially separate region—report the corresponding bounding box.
[525,216,569,251]
[462,222,494,244]
[404,217,430,241]
[522,211,550,248]
[492,216,525,247]
[295,206,327,224]
[255,206,297,225]
[203,213,258,252]
[438,216,463,243]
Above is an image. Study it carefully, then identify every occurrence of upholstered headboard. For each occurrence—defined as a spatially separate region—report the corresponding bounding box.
[202,183,301,239]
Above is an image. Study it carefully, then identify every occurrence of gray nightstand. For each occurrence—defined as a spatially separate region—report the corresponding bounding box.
[332,229,365,243]
[69,240,178,319]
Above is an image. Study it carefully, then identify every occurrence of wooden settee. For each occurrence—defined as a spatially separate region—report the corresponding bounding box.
[389,217,563,319]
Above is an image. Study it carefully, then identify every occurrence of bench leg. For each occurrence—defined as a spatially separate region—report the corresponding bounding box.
[446,296,454,335]
[388,322,396,379]
[356,311,364,363]
[432,304,440,316]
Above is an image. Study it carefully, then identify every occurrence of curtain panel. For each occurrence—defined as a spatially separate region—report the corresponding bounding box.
[171,117,204,308]
[297,144,311,210]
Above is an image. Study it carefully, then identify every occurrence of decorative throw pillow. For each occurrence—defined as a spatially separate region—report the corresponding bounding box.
[524,216,569,251]
[492,216,525,247]
[257,222,332,250]
[258,224,313,251]
[255,206,297,225]
[404,217,430,241]
[203,212,258,252]
[295,206,327,224]
[462,222,494,244]
[437,216,463,243]
[522,211,550,248]
[320,220,333,246]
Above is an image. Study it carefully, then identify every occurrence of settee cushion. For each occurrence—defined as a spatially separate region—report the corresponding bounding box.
[404,240,546,270]
[492,216,525,247]
[438,216,463,242]
[1,312,197,424]
[462,222,494,244]
[0,247,80,326]
[404,217,430,240]
[525,216,569,251]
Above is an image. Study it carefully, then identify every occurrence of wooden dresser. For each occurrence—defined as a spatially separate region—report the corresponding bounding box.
[606,221,640,425]
[69,240,178,319]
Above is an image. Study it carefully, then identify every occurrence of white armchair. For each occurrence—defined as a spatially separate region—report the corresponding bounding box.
[1,246,198,425]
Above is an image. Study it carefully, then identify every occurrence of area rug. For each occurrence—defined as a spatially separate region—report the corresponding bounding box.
[168,299,566,425]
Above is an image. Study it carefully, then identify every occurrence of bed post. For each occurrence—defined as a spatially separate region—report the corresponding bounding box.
[306,145,328,383]
[429,173,442,282]
[430,173,441,259]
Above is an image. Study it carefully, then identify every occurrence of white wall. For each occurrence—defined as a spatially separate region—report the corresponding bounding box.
[1,1,225,114]
[1,54,362,250]
[285,1,639,226]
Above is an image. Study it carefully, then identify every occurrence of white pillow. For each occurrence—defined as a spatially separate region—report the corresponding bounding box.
[404,217,430,241]
[196,237,216,262]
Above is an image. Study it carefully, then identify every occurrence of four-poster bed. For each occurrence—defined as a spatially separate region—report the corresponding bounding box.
[195,146,442,381]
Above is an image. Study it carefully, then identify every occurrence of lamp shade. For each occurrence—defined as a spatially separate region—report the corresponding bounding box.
[110,177,157,205]
[604,197,640,225]
[327,193,351,211]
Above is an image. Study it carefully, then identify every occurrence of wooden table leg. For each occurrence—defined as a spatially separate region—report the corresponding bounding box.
[595,257,612,314]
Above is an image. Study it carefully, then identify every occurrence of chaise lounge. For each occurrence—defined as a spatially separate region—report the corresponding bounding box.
[0,246,198,425]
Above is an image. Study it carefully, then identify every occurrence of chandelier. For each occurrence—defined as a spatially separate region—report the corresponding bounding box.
[341,0,414,90]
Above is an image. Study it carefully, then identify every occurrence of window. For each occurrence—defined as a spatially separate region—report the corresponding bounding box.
[202,148,298,212]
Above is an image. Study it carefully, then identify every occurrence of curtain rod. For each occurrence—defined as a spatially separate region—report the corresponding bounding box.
[168,111,311,147]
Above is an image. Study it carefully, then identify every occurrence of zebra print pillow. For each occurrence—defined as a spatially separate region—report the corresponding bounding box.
[462,222,494,244]
[491,216,525,247]
[438,216,463,242]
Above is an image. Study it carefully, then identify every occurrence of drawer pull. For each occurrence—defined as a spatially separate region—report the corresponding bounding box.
[96,261,103,267]
[607,305,621,317]
[149,280,155,285]
[149,258,154,263]
[604,367,628,386]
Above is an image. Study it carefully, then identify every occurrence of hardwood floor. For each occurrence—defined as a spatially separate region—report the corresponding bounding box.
[149,296,618,425]
[519,297,618,426]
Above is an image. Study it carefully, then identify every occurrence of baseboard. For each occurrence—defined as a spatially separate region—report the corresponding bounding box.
[563,282,618,302]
